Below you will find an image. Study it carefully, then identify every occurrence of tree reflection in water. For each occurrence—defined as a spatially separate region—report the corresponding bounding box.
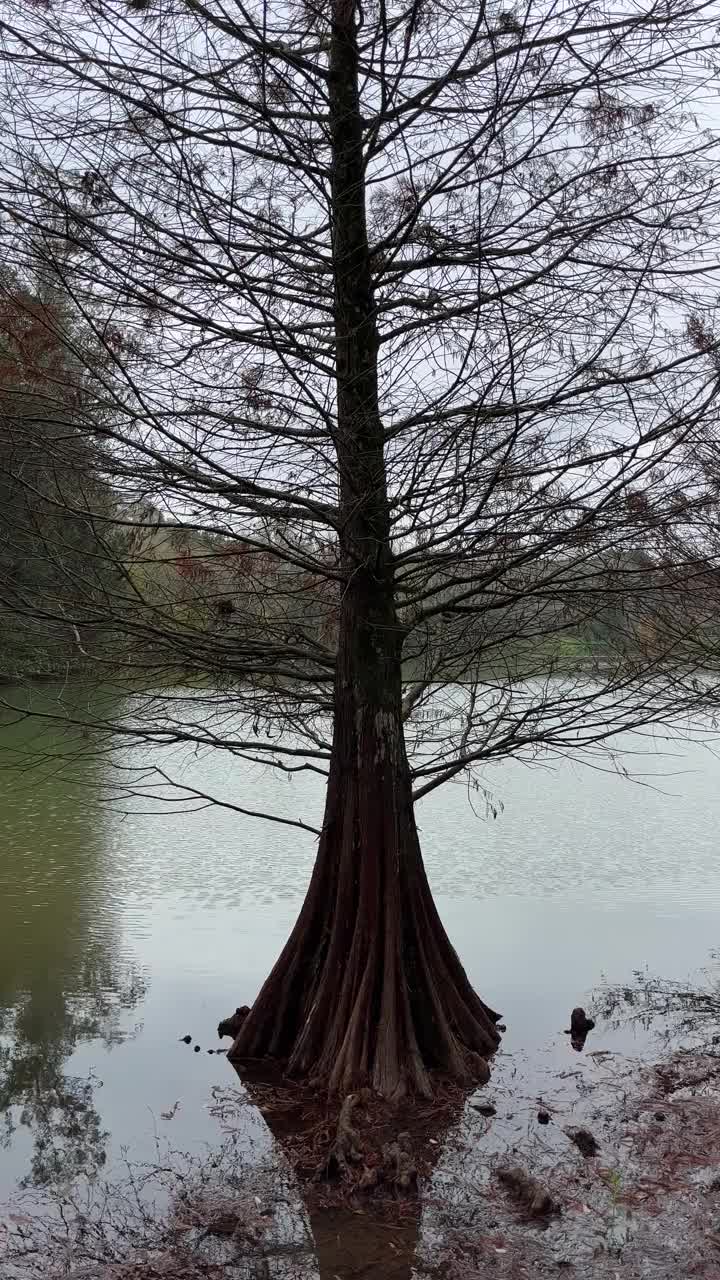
[0,961,147,1188]
[0,688,147,1189]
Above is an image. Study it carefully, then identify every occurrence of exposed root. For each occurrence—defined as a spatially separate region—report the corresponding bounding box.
[566,1005,596,1051]
[569,1006,595,1038]
[217,1005,250,1040]
[314,1091,366,1181]
[382,1132,418,1195]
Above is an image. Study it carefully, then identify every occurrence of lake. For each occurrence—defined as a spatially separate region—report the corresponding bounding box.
[1,682,719,1205]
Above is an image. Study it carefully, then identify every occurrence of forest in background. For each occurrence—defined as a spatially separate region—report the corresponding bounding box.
[0,275,718,688]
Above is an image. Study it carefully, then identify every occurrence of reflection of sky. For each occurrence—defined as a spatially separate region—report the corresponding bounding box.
[108,717,720,908]
[62,721,720,1196]
[3,709,720,1198]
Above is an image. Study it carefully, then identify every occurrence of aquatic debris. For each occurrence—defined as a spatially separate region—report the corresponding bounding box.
[566,1127,599,1157]
[471,1102,497,1117]
[496,1165,560,1216]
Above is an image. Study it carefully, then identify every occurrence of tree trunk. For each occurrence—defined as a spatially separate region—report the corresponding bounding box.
[228,0,501,1098]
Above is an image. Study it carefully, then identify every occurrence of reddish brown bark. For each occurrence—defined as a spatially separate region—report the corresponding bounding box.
[227,0,500,1098]
[229,656,501,1098]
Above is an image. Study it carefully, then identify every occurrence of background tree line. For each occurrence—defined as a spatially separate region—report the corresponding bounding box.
[1,276,716,687]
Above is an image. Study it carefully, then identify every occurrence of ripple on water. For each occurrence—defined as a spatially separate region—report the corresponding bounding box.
[96,727,720,928]
[2,693,720,1200]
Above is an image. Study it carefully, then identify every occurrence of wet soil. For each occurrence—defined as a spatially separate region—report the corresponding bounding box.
[225,1009,720,1280]
[8,999,720,1280]
[416,1044,720,1278]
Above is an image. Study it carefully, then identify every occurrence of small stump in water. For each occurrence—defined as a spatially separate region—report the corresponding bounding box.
[566,1006,596,1052]
[217,1005,250,1041]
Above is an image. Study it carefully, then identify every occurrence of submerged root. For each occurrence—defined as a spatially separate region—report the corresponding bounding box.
[233,1073,465,1210]
[382,1133,418,1195]
[314,1092,419,1198]
[315,1091,366,1181]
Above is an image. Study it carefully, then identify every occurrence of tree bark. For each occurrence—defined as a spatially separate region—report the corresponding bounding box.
[228,0,501,1098]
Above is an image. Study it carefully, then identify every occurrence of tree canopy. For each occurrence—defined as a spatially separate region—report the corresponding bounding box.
[0,0,719,1094]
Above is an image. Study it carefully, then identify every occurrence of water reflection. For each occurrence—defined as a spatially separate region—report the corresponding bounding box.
[595,962,720,1047]
[2,681,720,1208]
[2,1123,319,1280]
[0,690,146,1188]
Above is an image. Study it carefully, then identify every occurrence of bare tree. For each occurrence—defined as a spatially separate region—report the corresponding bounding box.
[0,0,719,1099]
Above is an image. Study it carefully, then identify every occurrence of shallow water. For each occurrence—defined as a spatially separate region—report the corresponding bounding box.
[0,684,719,1202]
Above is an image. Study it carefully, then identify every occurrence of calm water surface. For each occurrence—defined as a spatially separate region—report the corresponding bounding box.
[0,684,719,1201]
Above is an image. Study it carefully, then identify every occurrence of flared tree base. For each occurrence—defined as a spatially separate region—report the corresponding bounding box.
[227,757,501,1099]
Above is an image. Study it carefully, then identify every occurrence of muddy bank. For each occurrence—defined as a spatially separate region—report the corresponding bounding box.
[418,1043,720,1278]
[6,992,720,1280]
